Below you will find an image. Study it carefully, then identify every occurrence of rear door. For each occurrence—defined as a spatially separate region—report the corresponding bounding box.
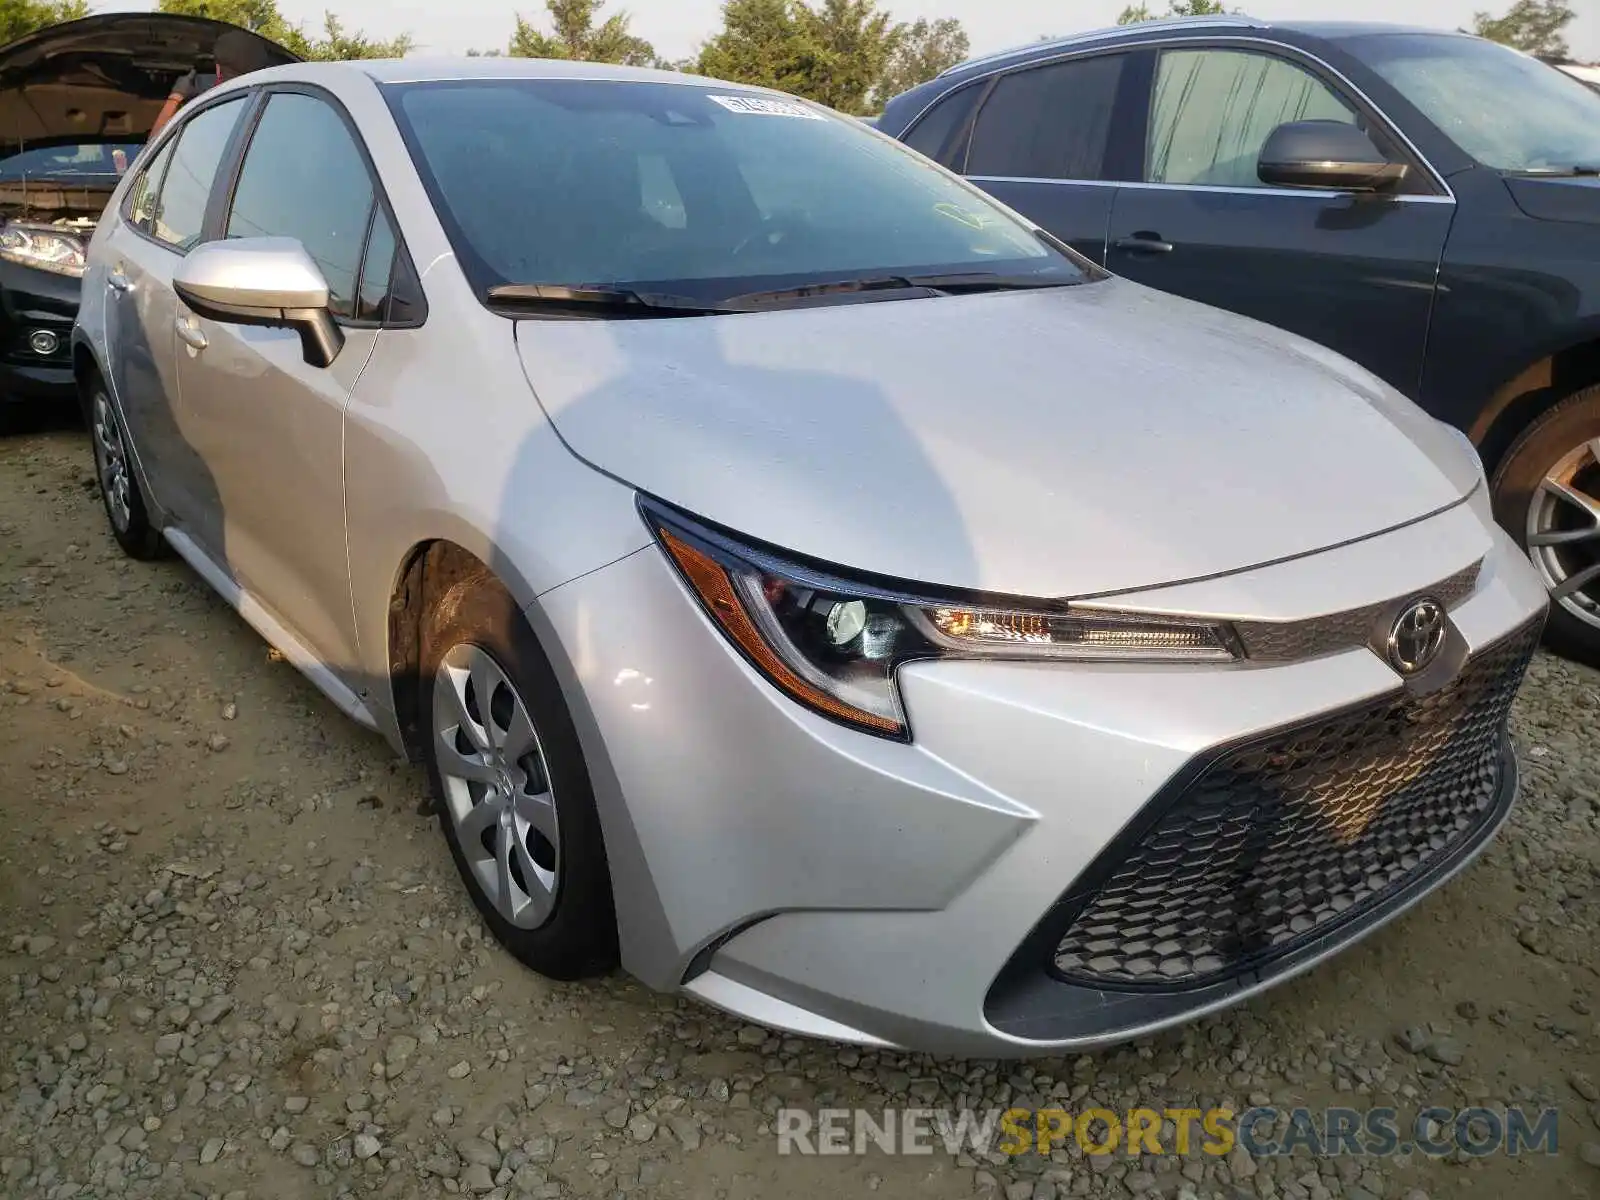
[910,52,1136,265]
[1103,42,1454,396]
[101,94,250,523]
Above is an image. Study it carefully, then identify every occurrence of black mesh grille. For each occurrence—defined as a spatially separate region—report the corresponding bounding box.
[1051,618,1541,990]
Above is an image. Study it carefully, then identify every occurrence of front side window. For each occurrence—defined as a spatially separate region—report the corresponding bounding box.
[967,55,1126,181]
[385,78,1090,305]
[1148,48,1355,187]
[150,97,246,250]
[226,92,376,319]
[1351,33,1600,173]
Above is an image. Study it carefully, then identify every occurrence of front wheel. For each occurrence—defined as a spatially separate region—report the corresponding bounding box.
[1491,383,1600,667]
[420,569,618,980]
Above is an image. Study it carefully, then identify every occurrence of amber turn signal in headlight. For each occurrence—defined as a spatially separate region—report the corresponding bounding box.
[643,499,1239,740]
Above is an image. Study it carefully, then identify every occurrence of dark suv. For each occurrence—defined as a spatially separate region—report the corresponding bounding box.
[878,17,1600,665]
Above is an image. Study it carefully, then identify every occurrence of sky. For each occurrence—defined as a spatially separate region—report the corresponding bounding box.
[87,0,1600,63]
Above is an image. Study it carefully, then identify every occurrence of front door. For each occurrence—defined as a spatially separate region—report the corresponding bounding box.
[171,88,384,677]
[1104,44,1454,397]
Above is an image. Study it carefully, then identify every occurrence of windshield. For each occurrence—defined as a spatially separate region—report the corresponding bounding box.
[1351,33,1600,173]
[384,78,1088,306]
[0,143,141,181]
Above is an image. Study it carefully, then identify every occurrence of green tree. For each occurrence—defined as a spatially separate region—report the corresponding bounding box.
[1470,0,1575,56]
[795,0,902,113]
[876,17,968,99]
[1118,0,1229,24]
[156,0,299,44]
[695,0,823,95]
[0,0,91,45]
[300,13,412,60]
[508,0,655,66]
[157,0,411,60]
[696,0,911,114]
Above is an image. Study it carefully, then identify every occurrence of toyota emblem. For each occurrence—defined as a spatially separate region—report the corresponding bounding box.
[1387,597,1447,675]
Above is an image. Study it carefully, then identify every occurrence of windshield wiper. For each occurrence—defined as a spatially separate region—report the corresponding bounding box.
[485,283,726,316]
[722,271,1076,308]
[1510,165,1600,177]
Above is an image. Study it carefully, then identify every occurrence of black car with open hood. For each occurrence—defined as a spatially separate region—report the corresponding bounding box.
[0,14,295,406]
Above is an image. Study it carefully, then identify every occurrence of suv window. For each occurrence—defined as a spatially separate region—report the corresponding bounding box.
[967,55,1125,180]
[1148,48,1355,187]
[904,84,984,170]
[149,97,246,250]
[226,92,375,319]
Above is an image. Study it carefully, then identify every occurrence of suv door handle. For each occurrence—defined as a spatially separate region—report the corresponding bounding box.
[108,265,133,292]
[175,316,208,351]
[1114,233,1175,255]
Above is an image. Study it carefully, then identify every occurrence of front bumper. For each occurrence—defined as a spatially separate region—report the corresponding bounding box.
[535,494,1549,1056]
[0,258,80,403]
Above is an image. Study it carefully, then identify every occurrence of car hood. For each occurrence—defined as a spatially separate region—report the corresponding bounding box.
[516,279,1480,598]
[1503,173,1600,226]
[0,14,296,158]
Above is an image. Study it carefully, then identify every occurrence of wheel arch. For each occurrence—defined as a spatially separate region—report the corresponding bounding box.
[1470,330,1600,476]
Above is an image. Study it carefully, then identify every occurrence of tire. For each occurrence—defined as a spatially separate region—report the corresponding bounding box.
[85,377,164,560]
[420,568,619,980]
[1490,383,1600,668]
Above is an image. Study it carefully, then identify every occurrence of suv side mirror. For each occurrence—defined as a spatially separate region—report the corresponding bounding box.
[1257,120,1409,193]
[172,237,345,368]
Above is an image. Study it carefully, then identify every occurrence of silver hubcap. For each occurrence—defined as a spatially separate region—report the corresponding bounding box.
[1526,437,1600,631]
[432,643,560,929]
[92,393,132,532]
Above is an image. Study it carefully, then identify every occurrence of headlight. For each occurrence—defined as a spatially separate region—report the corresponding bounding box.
[0,223,86,278]
[642,499,1239,740]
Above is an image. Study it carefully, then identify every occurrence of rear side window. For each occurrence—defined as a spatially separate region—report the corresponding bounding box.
[903,84,983,169]
[967,55,1125,180]
[149,97,246,250]
[1147,48,1356,187]
[226,92,376,319]
[125,139,176,233]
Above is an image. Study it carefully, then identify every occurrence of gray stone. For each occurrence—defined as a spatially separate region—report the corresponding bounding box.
[199,1138,223,1165]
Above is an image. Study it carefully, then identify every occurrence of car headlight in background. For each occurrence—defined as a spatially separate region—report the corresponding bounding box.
[642,499,1240,740]
[0,223,87,278]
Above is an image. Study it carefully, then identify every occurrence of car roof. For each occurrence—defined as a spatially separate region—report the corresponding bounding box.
[939,16,1473,79]
[350,56,736,87]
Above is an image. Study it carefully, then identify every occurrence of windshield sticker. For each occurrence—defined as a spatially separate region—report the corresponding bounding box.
[708,94,826,120]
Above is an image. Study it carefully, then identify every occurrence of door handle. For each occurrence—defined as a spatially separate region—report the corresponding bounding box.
[175,316,208,351]
[1114,233,1175,255]
[108,265,133,292]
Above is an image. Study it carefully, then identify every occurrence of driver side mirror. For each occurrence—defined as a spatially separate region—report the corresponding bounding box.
[1257,120,1410,193]
[172,237,345,368]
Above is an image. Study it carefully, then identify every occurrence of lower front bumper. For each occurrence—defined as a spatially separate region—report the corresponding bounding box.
[0,356,76,402]
[536,499,1549,1057]
[0,260,81,403]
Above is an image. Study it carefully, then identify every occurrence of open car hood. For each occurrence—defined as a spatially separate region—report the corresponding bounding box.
[0,14,297,156]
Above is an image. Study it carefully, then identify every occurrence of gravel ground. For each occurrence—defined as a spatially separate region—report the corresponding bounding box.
[2,423,1598,1200]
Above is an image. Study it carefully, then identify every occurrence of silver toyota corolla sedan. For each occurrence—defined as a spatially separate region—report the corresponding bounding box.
[73,57,1549,1057]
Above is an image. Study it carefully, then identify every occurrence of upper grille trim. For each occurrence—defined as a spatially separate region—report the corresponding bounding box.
[1231,560,1481,663]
